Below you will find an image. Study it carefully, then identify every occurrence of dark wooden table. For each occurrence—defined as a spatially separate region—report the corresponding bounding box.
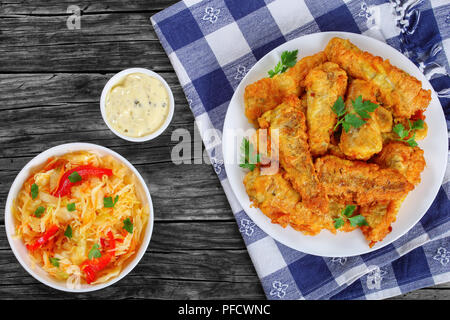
[0,0,448,300]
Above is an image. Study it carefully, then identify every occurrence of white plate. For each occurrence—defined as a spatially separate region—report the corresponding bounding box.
[222,32,448,257]
[4,143,154,292]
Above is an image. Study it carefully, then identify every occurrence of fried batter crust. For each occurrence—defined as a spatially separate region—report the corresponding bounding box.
[359,200,402,247]
[244,52,327,123]
[339,79,382,160]
[315,155,413,204]
[258,96,329,213]
[243,168,334,235]
[325,37,431,119]
[373,141,426,186]
[304,62,348,156]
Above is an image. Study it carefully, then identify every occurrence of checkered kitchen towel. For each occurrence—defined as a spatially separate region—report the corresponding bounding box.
[151,0,450,299]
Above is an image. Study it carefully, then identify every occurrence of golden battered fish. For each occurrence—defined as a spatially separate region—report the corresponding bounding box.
[315,155,413,205]
[304,62,348,156]
[339,79,382,160]
[243,167,299,227]
[359,200,402,247]
[258,95,329,213]
[374,105,393,133]
[325,37,431,119]
[373,141,426,186]
[244,52,327,123]
[243,168,335,235]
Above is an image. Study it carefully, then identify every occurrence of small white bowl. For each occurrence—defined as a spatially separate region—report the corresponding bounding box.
[100,67,175,142]
[4,143,154,292]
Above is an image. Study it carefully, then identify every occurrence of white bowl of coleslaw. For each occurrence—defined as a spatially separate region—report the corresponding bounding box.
[4,143,154,292]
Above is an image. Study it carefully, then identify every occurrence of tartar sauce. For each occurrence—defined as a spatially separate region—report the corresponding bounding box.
[105,72,170,138]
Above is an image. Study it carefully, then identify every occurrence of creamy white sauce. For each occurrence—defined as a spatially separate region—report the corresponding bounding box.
[105,73,170,138]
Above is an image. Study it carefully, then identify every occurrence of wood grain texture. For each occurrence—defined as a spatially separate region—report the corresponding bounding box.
[0,0,447,300]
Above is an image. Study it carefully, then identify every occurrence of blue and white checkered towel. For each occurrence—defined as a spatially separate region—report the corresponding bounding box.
[151,0,450,299]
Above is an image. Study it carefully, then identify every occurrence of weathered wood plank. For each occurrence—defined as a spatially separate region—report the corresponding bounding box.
[0,279,265,300]
[0,40,171,72]
[1,0,178,15]
[389,288,450,300]
[0,249,264,299]
[0,73,186,111]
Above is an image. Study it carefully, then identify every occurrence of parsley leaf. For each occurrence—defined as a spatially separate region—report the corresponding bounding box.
[123,218,133,234]
[49,257,60,268]
[393,124,407,139]
[64,225,72,239]
[352,96,378,119]
[342,205,356,217]
[267,50,298,78]
[411,119,424,130]
[104,195,119,208]
[31,183,39,199]
[268,61,283,78]
[334,205,368,229]
[393,120,423,147]
[334,217,345,229]
[332,95,379,133]
[239,138,260,171]
[406,134,418,147]
[68,171,82,183]
[66,203,76,212]
[348,215,369,227]
[34,206,45,218]
[332,96,346,118]
[343,113,366,132]
[88,243,101,260]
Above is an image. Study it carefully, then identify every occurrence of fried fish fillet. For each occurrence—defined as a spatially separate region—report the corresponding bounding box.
[244,52,327,123]
[305,62,348,156]
[243,168,334,235]
[339,79,382,160]
[374,105,393,133]
[359,200,402,247]
[315,155,413,205]
[258,96,329,213]
[325,37,431,119]
[373,141,426,186]
[243,167,299,228]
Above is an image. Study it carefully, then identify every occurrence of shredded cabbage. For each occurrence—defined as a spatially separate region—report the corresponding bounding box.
[12,151,149,286]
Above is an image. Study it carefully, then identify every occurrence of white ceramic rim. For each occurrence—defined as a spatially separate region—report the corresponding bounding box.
[4,142,154,292]
[222,31,448,257]
[100,67,175,142]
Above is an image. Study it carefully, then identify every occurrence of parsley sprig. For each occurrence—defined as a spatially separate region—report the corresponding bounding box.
[31,183,39,199]
[49,257,60,268]
[104,195,119,208]
[268,50,298,78]
[393,119,424,147]
[123,218,133,234]
[332,96,379,133]
[88,243,101,260]
[34,206,46,218]
[334,205,368,229]
[68,171,82,183]
[64,225,73,239]
[239,138,261,171]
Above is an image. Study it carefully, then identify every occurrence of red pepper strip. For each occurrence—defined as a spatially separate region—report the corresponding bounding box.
[82,231,116,284]
[100,231,116,255]
[80,254,112,284]
[26,225,59,251]
[52,165,113,197]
